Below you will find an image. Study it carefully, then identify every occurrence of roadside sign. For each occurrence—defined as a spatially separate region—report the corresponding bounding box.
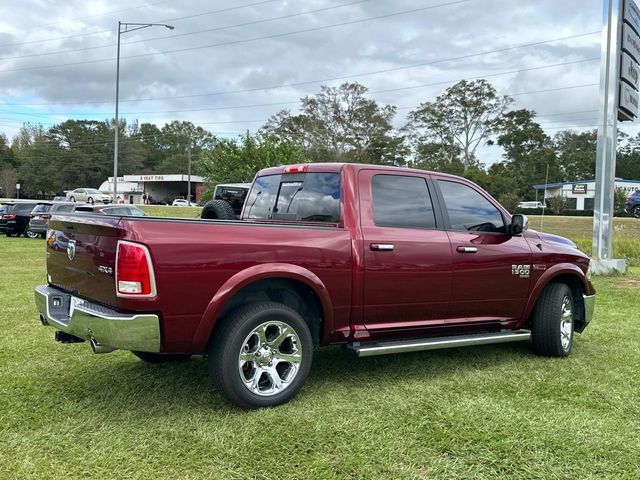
[619,1,640,121]
[15,183,20,190]
[572,184,588,194]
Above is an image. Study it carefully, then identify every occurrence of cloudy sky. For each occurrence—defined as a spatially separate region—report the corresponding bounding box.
[0,0,625,164]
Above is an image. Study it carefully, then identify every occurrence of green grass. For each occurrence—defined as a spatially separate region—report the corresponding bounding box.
[139,205,202,218]
[2,232,640,479]
[527,216,640,266]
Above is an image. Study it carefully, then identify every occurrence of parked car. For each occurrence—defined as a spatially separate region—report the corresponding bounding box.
[66,188,112,204]
[0,201,39,237]
[52,196,68,202]
[171,199,196,207]
[35,163,595,409]
[74,205,148,216]
[518,201,545,209]
[27,202,76,239]
[625,190,640,218]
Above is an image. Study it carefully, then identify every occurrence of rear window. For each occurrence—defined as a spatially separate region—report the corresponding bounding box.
[52,204,75,213]
[31,204,52,214]
[16,203,38,214]
[244,172,341,222]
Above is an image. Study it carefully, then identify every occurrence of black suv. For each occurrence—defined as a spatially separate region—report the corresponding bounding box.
[0,202,39,237]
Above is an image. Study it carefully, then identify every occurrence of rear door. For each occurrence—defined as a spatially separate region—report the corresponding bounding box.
[360,170,452,332]
[434,178,533,322]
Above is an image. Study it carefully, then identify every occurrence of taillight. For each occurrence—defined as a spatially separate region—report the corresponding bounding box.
[115,241,156,297]
[41,214,50,220]
[283,164,309,173]
[3,214,16,220]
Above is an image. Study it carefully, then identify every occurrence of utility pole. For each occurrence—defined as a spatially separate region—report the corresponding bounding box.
[187,141,192,204]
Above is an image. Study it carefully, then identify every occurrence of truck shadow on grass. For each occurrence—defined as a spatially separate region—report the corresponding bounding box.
[49,341,536,413]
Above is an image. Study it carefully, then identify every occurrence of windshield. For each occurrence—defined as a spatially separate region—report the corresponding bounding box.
[243,172,341,222]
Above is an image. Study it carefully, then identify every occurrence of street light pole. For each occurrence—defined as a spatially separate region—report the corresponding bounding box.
[112,21,175,203]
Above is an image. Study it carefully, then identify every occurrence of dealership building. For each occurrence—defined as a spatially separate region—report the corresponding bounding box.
[99,174,205,205]
[532,178,640,210]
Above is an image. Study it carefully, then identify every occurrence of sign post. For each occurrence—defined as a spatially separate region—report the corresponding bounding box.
[592,0,637,274]
[15,183,20,199]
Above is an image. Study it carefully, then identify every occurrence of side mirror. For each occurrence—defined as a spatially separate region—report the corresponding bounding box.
[510,214,529,236]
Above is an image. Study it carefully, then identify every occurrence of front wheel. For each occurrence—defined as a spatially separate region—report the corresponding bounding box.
[633,205,640,219]
[531,283,575,357]
[207,302,313,409]
[87,197,94,205]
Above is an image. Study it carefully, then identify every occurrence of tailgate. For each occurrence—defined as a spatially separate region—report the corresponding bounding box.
[46,214,123,307]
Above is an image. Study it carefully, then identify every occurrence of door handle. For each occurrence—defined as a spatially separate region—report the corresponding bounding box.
[370,243,395,251]
[456,246,478,253]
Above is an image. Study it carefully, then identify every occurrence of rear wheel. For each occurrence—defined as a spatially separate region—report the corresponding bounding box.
[207,302,313,409]
[70,196,76,202]
[633,205,640,219]
[132,351,191,363]
[25,227,40,239]
[531,283,575,357]
[88,197,94,205]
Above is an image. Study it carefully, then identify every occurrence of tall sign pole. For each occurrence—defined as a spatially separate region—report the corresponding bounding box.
[592,0,638,273]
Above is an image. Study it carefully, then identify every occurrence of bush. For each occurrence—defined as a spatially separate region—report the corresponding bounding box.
[513,207,548,216]
[498,193,520,213]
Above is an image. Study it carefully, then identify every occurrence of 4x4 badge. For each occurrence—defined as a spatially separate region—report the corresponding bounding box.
[67,240,76,261]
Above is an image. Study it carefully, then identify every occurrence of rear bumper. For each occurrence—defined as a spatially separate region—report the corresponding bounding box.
[28,220,47,233]
[35,285,161,352]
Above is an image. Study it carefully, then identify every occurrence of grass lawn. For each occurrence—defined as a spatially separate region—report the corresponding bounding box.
[2,234,640,479]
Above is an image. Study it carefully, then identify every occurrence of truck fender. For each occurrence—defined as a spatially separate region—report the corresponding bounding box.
[193,263,334,350]
[519,263,591,327]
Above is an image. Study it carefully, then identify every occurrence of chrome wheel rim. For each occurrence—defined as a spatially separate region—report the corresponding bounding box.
[560,295,573,351]
[26,229,39,238]
[238,320,302,397]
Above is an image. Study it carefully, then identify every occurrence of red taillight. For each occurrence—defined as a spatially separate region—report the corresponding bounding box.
[283,164,309,173]
[41,214,50,220]
[3,214,16,220]
[116,241,156,297]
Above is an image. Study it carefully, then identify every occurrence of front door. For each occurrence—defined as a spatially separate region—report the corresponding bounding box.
[360,170,452,332]
[435,178,533,323]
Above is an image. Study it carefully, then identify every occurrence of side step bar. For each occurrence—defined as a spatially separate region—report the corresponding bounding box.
[346,330,531,357]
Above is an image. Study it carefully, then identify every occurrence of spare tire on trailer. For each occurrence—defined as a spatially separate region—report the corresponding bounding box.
[201,199,235,220]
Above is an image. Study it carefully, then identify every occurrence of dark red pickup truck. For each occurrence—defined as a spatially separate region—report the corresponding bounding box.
[35,163,595,408]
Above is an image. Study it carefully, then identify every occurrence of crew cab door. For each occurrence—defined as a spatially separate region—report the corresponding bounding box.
[434,178,533,322]
[359,170,452,331]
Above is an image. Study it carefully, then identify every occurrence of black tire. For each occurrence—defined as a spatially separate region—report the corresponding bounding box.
[88,197,94,205]
[201,199,235,220]
[207,302,313,409]
[5,232,13,237]
[25,227,39,239]
[70,196,76,202]
[531,283,575,357]
[132,351,191,363]
[633,205,640,219]
[40,232,46,239]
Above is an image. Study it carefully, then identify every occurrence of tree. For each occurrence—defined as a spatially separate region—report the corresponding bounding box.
[197,133,304,190]
[494,109,559,198]
[554,130,597,181]
[616,131,640,180]
[263,82,406,165]
[405,79,512,169]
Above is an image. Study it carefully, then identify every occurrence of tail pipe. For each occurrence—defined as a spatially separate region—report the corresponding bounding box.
[89,337,115,354]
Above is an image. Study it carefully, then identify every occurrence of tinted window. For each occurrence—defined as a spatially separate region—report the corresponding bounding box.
[372,175,436,229]
[438,180,505,233]
[31,204,52,214]
[16,203,37,214]
[52,204,75,213]
[244,173,340,222]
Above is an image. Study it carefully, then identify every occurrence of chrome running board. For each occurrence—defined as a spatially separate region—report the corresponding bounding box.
[346,330,531,357]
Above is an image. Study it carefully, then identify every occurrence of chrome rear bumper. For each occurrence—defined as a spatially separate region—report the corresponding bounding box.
[35,285,160,353]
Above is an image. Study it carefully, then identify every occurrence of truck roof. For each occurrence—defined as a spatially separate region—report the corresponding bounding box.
[256,162,463,180]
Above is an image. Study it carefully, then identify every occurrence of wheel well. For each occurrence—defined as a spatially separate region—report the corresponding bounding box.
[212,278,324,346]
[543,274,587,333]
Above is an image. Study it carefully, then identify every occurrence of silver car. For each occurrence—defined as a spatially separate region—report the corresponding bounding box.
[66,188,112,204]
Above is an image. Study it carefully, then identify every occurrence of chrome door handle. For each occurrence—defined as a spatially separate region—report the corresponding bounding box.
[370,243,395,251]
[456,246,478,253]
